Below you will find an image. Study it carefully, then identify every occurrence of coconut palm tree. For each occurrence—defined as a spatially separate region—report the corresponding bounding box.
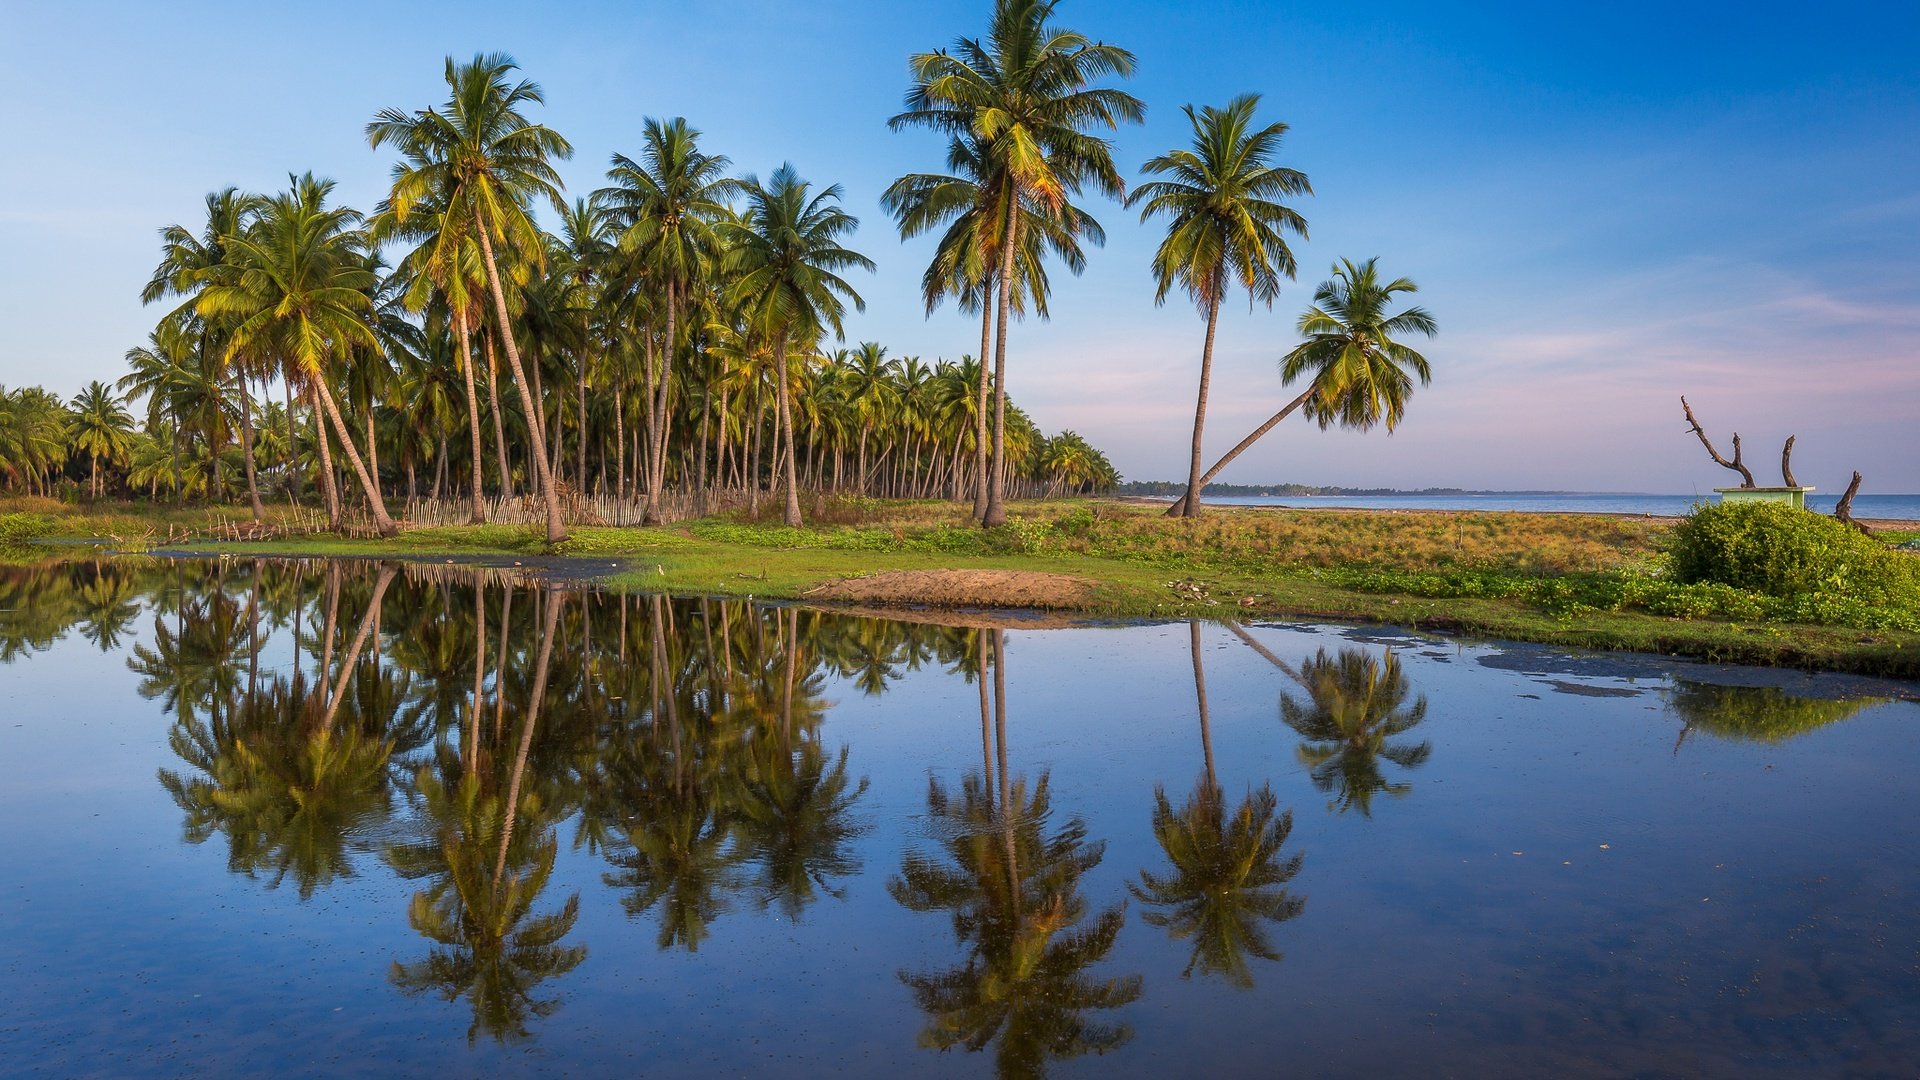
[142,187,268,518]
[1130,94,1310,517]
[891,0,1143,526]
[197,173,398,535]
[369,52,574,544]
[1168,258,1437,514]
[65,381,136,498]
[594,117,737,522]
[722,164,873,527]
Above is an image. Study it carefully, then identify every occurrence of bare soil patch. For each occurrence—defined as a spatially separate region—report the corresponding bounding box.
[805,568,1098,609]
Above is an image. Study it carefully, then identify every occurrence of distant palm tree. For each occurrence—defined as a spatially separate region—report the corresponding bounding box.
[1130,94,1310,517]
[1169,258,1437,514]
[369,52,574,543]
[197,173,397,535]
[722,164,873,526]
[891,0,1142,526]
[65,381,136,498]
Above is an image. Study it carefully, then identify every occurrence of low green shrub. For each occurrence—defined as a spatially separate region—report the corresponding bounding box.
[0,513,55,546]
[1668,502,1920,605]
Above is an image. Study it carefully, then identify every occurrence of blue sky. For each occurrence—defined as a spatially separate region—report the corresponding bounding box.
[5,0,1916,491]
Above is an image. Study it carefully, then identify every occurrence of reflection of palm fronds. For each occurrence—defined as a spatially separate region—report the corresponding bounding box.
[1281,647,1431,817]
[1131,781,1304,988]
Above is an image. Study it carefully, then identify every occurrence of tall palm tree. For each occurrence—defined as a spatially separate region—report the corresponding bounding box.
[1168,258,1437,514]
[141,187,266,517]
[722,164,873,527]
[1130,94,1310,517]
[119,322,198,502]
[892,0,1142,526]
[369,52,574,544]
[65,381,136,498]
[594,116,737,522]
[197,173,397,535]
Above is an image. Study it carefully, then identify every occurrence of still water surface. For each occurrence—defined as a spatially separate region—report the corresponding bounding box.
[2,558,1916,1077]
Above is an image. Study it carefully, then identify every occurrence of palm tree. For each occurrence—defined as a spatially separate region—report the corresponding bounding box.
[594,116,737,522]
[142,187,267,518]
[722,164,873,527]
[1130,94,1310,517]
[369,52,575,544]
[197,173,398,535]
[119,322,198,502]
[65,381,136,498]
[882,131,1095,515]
[1168,258,1437,514]
[892,0,1143,526]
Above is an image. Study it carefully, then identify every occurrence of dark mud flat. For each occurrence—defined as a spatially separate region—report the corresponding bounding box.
[2,557,1917,1077]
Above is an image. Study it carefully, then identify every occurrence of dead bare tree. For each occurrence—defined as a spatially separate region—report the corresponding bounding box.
[1680,396,1756,488]
[1781,434,1797,487]
[1834,471,1871,533]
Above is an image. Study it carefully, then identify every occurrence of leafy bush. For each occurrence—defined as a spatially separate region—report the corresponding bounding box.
[1668,502,1920,605]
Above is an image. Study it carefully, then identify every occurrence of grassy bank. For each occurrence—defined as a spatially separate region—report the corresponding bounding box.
[6,496,1917,677]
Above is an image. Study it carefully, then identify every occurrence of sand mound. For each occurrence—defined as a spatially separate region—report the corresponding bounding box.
[804,569,1097,609]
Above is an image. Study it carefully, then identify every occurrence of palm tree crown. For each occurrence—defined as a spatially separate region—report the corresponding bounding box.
[1282,257,1437,432]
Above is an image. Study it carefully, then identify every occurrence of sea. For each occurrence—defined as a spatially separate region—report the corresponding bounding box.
[1179,492,1920,521]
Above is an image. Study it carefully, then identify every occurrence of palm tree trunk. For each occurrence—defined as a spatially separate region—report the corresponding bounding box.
[309,385,341,527]
[1190,621,1217,792]
[484,330,513,502]
[238,379,265,521]
[1179,295,1224,518]
[323,564,395,727]
[775,334,803,527]
[576,352,589,492]
[312,379,396,536]
[456,308,487,523]
[474,216,567,546]
[972,302,992,519]
[496,586,563,893]
[613,384,627,501]
[983,213,1020,528]
[364,406,381,505]
[1167,386,1317,516]
[647,282,677,525]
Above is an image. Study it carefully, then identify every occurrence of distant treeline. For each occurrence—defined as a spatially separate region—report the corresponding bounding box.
[1116,481,1487,497]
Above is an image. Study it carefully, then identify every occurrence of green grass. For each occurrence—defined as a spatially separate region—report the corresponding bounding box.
[13,495,1920,678]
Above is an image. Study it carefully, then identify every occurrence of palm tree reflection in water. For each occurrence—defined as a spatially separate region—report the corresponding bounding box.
[891,629,1142,1079]
[1279,646,1432,817]
[1131,623,1305,989]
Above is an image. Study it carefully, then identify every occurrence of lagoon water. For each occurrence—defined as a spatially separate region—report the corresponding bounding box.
[2,557,1917,1077]
[1189,492,1920,520]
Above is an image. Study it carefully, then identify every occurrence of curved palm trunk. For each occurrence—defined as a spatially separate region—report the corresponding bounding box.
[496,586,563,894]
[238,379,265,521]
[456,308,487,524]
[972,301,992,516]
[1167,387,1316,516]
[312,378,396,536]
[983,214,1020,528]
[775,335,803,527]
[474,221,567,543]
[322,564,395,728]
[1179,295,1223,518]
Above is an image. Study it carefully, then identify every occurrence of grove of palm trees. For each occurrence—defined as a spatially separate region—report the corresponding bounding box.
[3,0,1435,539]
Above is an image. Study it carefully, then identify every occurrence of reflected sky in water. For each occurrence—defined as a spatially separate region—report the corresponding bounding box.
[1,557,1917,1078]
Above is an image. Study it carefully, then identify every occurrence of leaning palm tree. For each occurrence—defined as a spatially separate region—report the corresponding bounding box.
[891,0,1143,526]
[1167,258,1437,515]
[65,381,136,498]
[368,52,574,544]
[721,164,873,527]
[594,116,737,522]
[197,173,397,536]
[1130,94,1310,517]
